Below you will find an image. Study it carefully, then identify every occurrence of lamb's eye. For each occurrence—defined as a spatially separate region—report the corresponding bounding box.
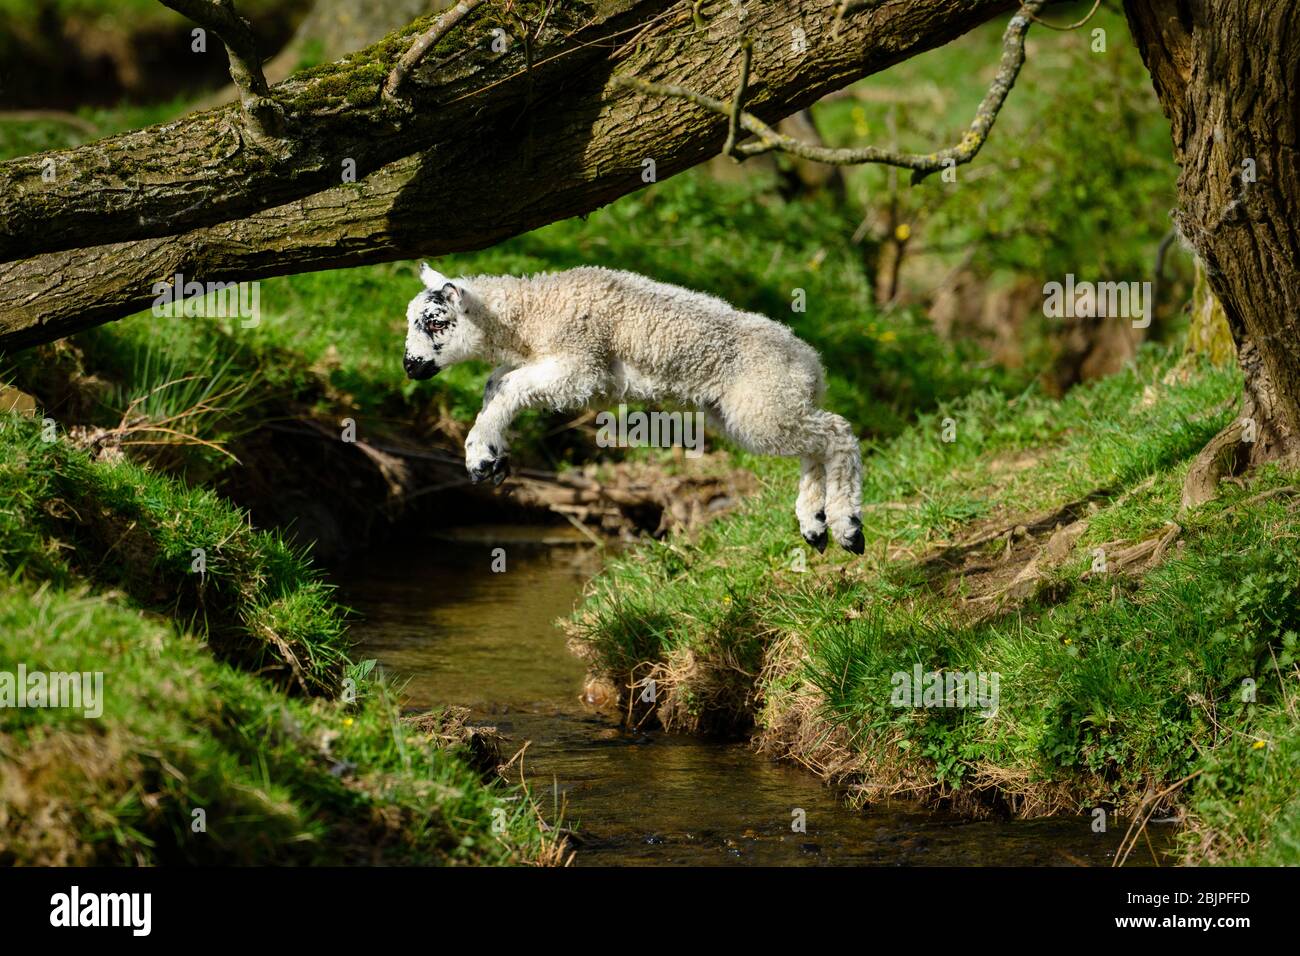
[424,317,449,334]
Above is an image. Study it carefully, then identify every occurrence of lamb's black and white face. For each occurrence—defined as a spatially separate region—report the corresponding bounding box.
[403,263,472,380]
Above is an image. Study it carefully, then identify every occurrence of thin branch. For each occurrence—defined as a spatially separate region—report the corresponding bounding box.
[1026,0,1103,31]
[722,40,753,160]
[159,0,282,136]
[533,0,556,42]
[619,0,1047,183]
[383,0,486,102]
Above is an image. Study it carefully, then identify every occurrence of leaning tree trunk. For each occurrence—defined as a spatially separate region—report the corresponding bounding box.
[1126,0,1300,483]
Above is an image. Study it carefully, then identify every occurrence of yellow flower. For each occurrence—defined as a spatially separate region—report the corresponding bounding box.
[894,223,912,242]
[342,717,354,727]
[1252,740,1267,750]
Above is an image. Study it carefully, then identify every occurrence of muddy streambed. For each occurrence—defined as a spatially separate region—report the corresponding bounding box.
[339,527,1168,866]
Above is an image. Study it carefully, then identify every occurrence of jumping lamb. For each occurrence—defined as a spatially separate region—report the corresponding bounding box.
[402,263,864,554]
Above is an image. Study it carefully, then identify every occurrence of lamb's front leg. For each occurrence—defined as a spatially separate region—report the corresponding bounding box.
[481,364,515,406]
[465,358,597,485]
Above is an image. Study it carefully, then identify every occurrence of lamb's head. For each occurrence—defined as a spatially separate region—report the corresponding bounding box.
[403,263,481,379]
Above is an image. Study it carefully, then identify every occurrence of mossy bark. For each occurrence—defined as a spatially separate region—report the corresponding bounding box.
[1184,258,1236,367]
[0,0,635,263]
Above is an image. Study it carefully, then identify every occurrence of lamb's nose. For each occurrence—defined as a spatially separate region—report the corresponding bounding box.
[403,354,438,379]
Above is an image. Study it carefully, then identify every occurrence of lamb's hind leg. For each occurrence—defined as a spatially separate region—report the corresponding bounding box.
[796,457,829,553]
[811,410,863,554]
[712,386,836,554]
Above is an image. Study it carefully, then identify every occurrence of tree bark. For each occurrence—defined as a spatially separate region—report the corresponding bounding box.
[1125,0,1300,469]
[0,0,1016,351]
[0,0,670,263]
[194,0,449,110]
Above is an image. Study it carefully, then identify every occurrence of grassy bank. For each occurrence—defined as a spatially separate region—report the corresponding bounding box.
[0,412,560,864]
[568,347,1300,865]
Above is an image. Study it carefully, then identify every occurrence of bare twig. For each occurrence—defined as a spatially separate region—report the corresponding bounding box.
[1026,0,1103,31]
[619,0,1047,183]
[1114,770,1202,868]
[159,0,283,137]
[722,40,753,160]
[383,0,486,102]
[533,0,556,42]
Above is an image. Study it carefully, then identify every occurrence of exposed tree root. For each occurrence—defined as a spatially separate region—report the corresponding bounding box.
[1180,417,1249,516]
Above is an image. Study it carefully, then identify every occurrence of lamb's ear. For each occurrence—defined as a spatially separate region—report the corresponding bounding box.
[419,262,449,290]
[440,282,461,307]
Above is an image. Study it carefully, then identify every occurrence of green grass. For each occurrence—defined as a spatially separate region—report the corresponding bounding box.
[0,579,552,865]
[0,411,350,695]
[568,347,1300,864]
[3,2,1264,866]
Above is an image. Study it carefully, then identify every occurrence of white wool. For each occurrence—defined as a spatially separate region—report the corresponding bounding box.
[404,265,864,553]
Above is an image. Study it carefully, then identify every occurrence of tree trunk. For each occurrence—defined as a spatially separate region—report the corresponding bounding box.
[1126,0,1300,469]
[0,0,1017,351]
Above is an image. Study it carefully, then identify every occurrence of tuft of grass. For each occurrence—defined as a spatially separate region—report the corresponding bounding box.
[0,580,557,865]
[96,338,262,475]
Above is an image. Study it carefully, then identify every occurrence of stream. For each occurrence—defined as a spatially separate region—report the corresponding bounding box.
[339,526,1168,866]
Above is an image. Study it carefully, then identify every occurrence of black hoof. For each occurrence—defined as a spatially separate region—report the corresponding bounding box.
[841,528,865,555]
[491,455,511,486]
[803,528,828,554]
[469,454,510,485]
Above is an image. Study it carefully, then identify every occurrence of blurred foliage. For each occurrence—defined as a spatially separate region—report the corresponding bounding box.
[817,3,1187,344]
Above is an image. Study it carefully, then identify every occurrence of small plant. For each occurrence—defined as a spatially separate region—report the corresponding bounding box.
[96,342,258,474]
